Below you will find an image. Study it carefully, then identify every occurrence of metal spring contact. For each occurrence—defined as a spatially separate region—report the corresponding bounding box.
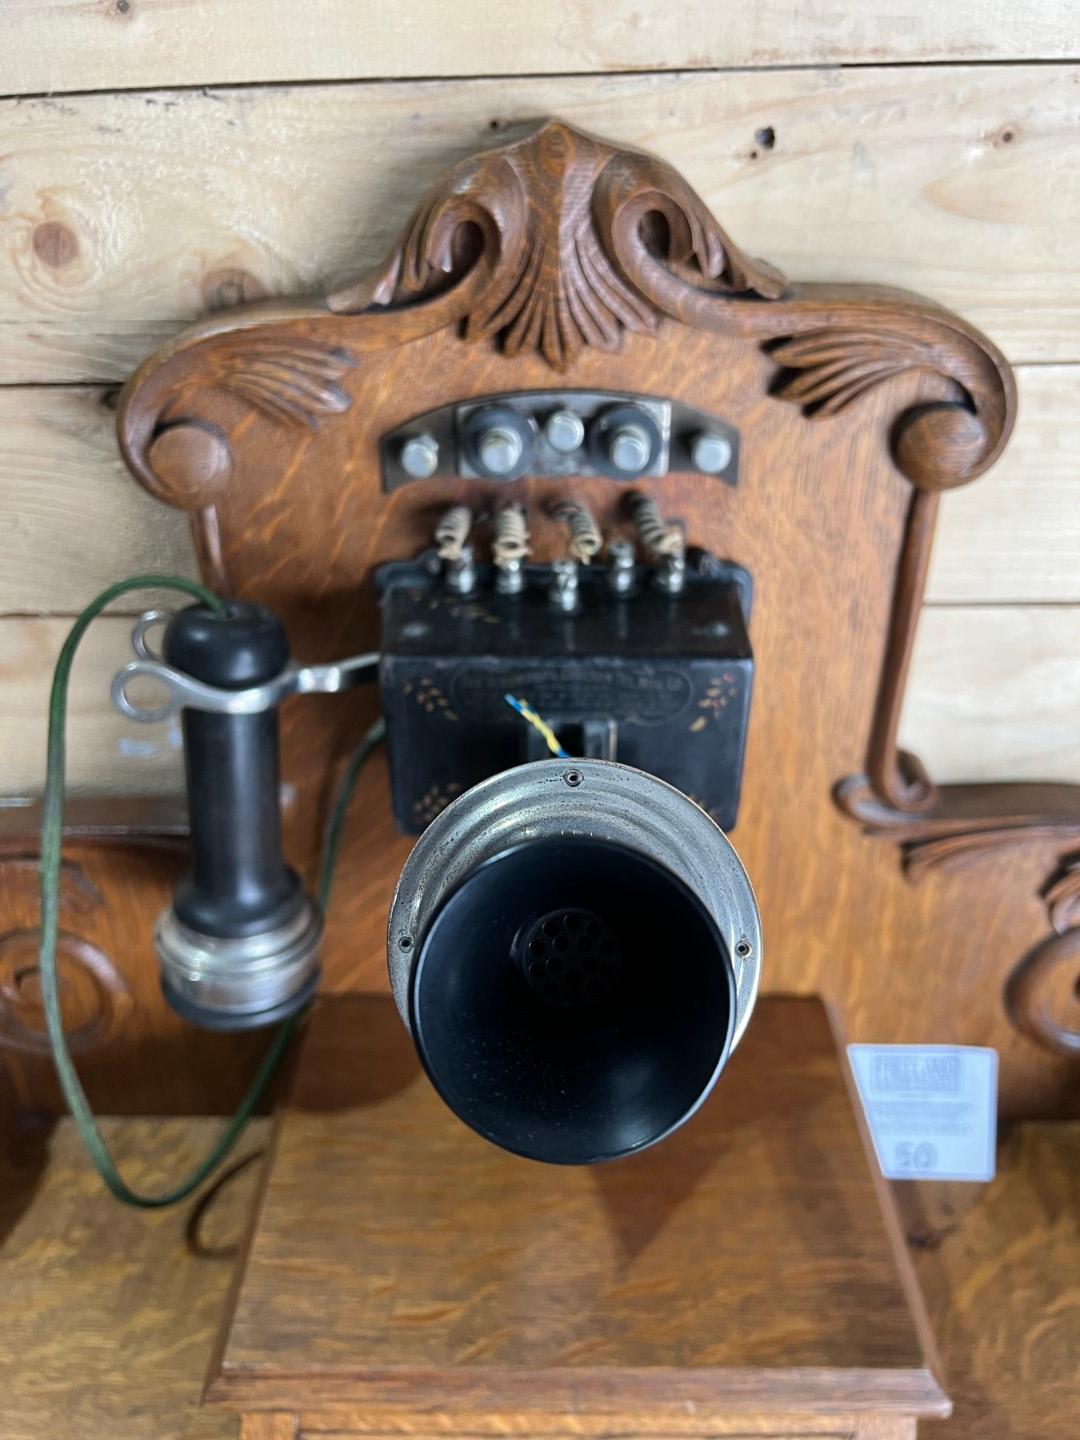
[434,504,473,561]
[554,500,603,563]
[626,492,684,558]
[493,502,531,565]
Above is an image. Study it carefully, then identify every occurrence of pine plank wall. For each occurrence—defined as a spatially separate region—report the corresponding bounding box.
[0,3,1077,798]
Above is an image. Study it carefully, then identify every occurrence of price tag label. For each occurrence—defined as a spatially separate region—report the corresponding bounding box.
[847,1044,997,1182]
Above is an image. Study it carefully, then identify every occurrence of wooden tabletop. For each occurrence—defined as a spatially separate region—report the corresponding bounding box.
[904,1123,1080,1440]
[208,995,947,1422]
[2,1102,1070,1439]
[0,1116,269,1440]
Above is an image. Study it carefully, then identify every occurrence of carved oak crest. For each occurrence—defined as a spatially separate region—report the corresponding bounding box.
[326,121,786,368]
[111,118,1078,1062]
[120,119,1014,501]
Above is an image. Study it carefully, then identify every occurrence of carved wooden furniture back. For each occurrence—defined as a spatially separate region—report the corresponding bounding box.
[4,120,1077,1118]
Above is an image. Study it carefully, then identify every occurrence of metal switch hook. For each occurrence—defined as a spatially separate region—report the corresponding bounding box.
[111,611,380,722]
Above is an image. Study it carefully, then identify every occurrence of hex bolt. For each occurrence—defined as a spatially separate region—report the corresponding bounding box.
[399,433,440,479]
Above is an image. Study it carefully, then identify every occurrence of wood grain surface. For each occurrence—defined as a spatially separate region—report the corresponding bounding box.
[0,116,1074,1122]
[99,107,1080,1121]
[0,827,299,1116]
[900,1122,1080,1440]
[926,366,1080,604]
[0,615,185,796]
[4,366,1077,613]
[288,1418,918,1438]
[4,604,1080,798]
[0,385,197,610]
[1,1113,1069,1440]
[900,605,1080,784]
[209,995,947,1422]
[2,1,1075,96]
[1,65,1077,385]
[0,1115,270,1440]
[2,363,1076,807]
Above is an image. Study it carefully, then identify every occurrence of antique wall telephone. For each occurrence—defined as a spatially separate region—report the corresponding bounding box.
[37,116,1055,1206]
[42,400,763,1189]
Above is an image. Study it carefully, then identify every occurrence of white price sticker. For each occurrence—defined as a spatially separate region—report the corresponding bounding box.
[847,1044,997,1182]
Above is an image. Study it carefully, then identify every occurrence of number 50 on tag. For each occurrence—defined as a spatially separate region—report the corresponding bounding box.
[848,1045,998,1182]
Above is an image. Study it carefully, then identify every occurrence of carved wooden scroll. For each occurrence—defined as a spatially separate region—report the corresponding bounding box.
[1005,853,1080,1058]
[102,117,1078,1102]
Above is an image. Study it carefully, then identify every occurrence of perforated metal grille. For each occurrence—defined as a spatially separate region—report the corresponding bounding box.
[515,908,623,1009]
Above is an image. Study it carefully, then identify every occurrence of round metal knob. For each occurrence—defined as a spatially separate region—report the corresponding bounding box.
[400,434,440,479]
[464,405,533,480]
[608,423,653,474]
[479,425,525,477]
[545,409,585,454]
[689,431,733,475]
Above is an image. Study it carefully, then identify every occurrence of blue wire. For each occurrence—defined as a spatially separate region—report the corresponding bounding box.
[504,693,569,758]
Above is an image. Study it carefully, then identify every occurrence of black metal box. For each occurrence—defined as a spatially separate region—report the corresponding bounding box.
[377,561,753,834]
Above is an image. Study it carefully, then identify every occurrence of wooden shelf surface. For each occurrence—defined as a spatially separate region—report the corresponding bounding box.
[0,1021,1074,1439]
[208,996,946,1424]
[0,1116,270,1440]
[904,1122,1080,1440]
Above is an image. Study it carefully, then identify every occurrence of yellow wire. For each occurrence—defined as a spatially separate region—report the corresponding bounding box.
[504,694,568,758]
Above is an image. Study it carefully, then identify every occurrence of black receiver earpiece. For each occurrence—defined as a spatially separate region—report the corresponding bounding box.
[156,602,322,1031]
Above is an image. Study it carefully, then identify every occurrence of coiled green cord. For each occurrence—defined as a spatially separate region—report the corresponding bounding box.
[38,575,383,1208]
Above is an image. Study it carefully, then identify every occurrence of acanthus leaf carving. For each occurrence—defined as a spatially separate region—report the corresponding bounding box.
[327,119,786,372]
[199,334,357,429]
[107,113,1075,1067]
[768,315,1013,493]
[770,330,945,417]
[591,138,787,304]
